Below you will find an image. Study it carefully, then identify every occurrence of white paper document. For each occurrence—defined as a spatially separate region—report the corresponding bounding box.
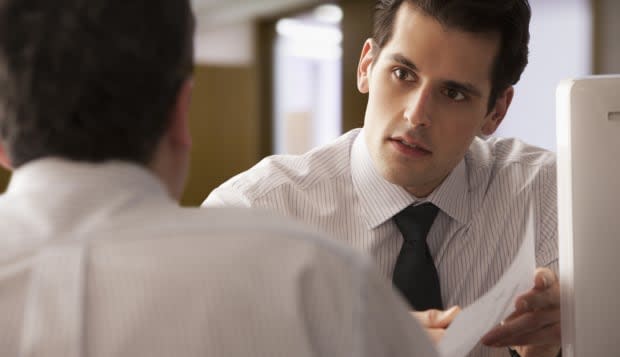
[437,209,536,357]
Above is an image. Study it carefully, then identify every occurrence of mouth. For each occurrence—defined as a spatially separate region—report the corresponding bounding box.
[389,137,432,157]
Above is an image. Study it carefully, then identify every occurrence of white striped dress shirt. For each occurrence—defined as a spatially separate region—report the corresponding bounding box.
[204,128,559,357]
[0,158,438,357]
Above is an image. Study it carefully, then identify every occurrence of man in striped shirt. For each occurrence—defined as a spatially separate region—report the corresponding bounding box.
[205,1,560,356]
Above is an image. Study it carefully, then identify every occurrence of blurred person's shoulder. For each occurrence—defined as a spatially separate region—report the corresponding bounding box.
[98,204,372,277]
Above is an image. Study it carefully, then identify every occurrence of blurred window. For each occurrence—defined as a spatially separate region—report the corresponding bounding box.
[273,4,343,154]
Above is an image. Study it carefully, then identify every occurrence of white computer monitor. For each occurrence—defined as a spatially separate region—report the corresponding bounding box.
[556,75,620,356]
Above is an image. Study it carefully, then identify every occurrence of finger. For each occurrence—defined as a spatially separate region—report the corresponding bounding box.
[481,309,560,346]
[533,267,558,291]
[411,306,461,328]
[436,305,461,327]
[510,269,560,314]
[494,310,535,337]
[490,322,561,347]
[495,308,559,342]
[516,282,560,313]
[411,309,442,328]
[502,307,523,322]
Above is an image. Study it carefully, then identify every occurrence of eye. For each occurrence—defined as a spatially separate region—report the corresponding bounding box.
[392,68,416,82]
[442,87,466,101]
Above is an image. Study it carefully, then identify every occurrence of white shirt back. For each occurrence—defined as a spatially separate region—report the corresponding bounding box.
[0,159,436,357]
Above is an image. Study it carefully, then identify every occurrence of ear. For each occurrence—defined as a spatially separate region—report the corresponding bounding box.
[481,86,514,136]
[0,141,12,171]
[167,78,193,149]
[357,39,377,94]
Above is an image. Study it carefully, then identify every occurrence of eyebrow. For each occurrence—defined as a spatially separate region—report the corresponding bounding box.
[390,54,483,98]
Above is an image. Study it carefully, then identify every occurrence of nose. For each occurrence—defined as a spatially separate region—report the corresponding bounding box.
[403,85,432,128]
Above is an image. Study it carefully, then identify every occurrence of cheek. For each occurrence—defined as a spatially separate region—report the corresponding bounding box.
[366,91,397,128]
[433,115,481,152]
[369,82,407,121]
[436,103,488,132]
[368,71,402,107]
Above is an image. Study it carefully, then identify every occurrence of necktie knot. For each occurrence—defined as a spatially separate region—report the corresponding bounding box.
[393,203,439,243]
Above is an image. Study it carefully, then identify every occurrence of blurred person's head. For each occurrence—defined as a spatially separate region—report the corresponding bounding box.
[0,0,195,199]
[357,0,530,197]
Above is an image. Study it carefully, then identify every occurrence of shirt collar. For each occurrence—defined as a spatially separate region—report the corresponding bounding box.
[351,130,470,229]
[6,157,170,203]
[426,159,470,225]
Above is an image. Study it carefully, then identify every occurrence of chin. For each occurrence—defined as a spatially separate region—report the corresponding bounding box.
[378,165,409,187]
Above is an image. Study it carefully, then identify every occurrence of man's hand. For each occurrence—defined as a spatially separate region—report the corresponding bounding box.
[481,267,561,357]
[411,305,461,343]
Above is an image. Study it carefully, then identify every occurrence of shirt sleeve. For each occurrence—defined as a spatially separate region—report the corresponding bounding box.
[535,160,559,276]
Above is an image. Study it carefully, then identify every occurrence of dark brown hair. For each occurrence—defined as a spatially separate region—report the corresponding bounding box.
[0,0,195,167]
[373,0,531,112]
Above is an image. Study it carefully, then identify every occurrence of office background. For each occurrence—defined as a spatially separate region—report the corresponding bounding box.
[1,0,618,206]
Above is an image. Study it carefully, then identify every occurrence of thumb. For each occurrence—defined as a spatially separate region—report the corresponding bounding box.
[436,305,461,327]
[412,306,461,328]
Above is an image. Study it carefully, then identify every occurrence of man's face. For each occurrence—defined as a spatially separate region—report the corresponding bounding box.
[357,3,512,197]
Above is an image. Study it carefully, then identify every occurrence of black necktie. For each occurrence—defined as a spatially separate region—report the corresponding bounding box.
[392,203,443,310]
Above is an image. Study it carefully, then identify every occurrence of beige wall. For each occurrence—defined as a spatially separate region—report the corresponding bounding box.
[340,0,373,132]
[181,64,260,206]
[0,167,8,192]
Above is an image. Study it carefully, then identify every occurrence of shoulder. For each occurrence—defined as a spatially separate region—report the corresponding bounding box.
[468,136,556,170]
[0,194,47,262]
[206,129,360,205]
[100,205,371,275]
[466,137,557,204]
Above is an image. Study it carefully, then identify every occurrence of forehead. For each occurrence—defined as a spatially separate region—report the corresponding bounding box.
[381,2,500,91]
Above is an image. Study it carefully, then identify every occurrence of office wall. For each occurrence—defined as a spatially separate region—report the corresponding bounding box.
[0,166,8,192]
[181,64,260,206]
[340,0,373,132]
[496,0,592,151]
